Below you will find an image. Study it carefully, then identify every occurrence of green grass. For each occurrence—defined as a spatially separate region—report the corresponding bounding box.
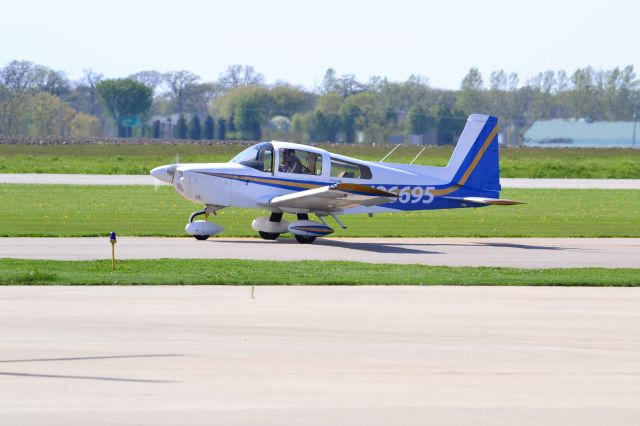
[1,185,638,237]
[1,144,639,178]
[1,259,638,286]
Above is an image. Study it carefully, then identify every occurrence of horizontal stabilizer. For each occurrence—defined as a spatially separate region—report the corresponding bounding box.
[444,196,524,206]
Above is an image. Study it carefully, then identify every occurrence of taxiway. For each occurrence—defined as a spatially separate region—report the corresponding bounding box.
[1,237,638,268]
[1,286,639,426]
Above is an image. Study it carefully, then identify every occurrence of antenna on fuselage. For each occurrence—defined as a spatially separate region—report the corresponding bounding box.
[380,144,401,162]
[410,146,427,165]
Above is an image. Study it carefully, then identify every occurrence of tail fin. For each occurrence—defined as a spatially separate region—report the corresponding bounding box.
[445,114,500,196]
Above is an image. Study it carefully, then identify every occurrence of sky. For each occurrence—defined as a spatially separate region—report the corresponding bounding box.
[1,0,638,90]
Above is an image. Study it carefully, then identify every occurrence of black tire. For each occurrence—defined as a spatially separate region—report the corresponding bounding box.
[194,234,210,241]
[294,235,316,244]
[259,231,280,240]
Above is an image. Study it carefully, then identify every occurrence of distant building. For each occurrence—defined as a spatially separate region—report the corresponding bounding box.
[524,119,638,148]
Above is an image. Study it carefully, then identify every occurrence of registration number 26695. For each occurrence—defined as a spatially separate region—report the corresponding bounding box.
[375,186,436,204]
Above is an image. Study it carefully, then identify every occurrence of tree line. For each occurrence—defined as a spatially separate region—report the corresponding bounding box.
[0,60,638,145]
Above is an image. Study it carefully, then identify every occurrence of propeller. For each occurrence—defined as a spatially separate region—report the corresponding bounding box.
[150,153,181,187]
[153,176,164,192]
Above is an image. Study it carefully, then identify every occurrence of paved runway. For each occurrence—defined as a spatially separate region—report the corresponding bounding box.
[2,237,639,268]
[2,173,640,188]
[1,286,639,426]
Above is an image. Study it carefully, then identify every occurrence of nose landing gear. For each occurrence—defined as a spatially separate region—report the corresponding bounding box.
[186,206,224,240]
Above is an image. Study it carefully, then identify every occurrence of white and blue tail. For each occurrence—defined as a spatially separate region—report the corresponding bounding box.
[440,114,521,205]
[445,114,500,197]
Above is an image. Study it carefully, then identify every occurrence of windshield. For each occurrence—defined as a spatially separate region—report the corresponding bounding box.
[230,142,273,172]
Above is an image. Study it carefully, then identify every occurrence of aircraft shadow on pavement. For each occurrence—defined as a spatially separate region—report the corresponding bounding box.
[472,242,572,251]
[300,238,443,255]
[0,371,174,383]
[210,238,586,254]
[0,354,183,383]
[211,238,441,255]
[317,240,573,254]
[0,353,183,364]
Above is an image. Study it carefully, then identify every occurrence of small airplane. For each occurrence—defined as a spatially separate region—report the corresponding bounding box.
[151,114,521,244]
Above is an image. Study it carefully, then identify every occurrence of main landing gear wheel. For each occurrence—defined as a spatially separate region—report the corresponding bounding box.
[293,213,316,244]
[194,234,210,241]
[259,231,280,240]
[294,235,316,244]
[257,212,283,240]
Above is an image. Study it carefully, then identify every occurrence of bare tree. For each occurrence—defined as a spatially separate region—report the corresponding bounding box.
[321,68,338,94]
[78,69,103,115]
[508,73,519,91]
[337,74,365,97]
[218,65,265,90]
[489,70,507,91]
[163,70,201,113]
[0,60,37,93]
[32,66,71,97]
[0,60,37,134]
[129,70,164,93]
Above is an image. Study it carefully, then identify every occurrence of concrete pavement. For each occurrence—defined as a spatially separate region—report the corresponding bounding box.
[1,237,639,268]
[1,285,639,425]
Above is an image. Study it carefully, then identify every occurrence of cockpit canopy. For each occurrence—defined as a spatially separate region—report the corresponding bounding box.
[230,142,274,172]
[231,141,373,180]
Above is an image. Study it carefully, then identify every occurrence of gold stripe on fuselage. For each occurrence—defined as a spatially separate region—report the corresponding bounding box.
[209,126,497,199]
[212,173,321,189]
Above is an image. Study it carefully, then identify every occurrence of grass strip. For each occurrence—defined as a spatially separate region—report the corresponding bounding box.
[1,185,639,237]
[1,259,638,286]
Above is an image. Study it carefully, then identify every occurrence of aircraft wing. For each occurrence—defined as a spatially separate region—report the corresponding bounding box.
[268,183,397,213]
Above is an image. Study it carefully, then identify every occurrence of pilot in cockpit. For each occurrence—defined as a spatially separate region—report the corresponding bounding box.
[279,149,303,173]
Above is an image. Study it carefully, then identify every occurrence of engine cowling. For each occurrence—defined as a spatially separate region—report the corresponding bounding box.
[288,220,334,237]
[251,217,290,234]
[185,220,224,236]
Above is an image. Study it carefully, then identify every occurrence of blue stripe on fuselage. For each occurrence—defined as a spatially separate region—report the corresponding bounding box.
[197,172,492,211]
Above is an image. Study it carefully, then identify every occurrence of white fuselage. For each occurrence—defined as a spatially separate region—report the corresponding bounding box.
[151,115,513,242]
[153,141,455,215]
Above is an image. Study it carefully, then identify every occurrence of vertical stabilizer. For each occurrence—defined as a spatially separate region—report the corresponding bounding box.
[446,114,500,195]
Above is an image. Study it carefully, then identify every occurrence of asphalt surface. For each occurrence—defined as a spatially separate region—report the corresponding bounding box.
[2,237,639,268]
[1,286,639,426]
[1,173,640,188]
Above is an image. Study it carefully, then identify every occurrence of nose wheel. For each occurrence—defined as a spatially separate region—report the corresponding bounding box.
[189,209,209,240]
[187,207,223,240]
